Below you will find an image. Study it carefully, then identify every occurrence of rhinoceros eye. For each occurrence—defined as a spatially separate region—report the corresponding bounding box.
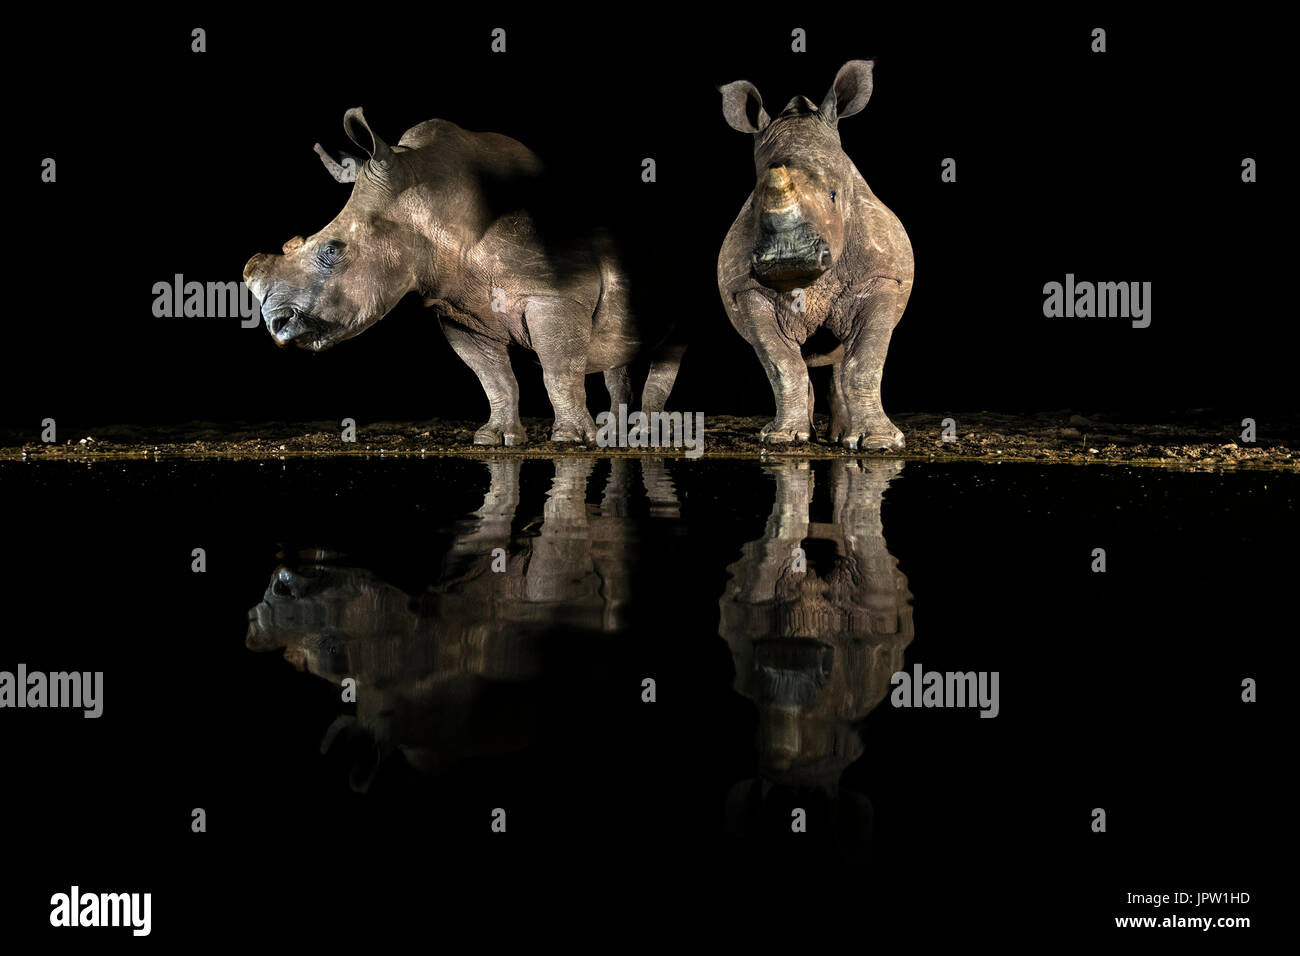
[829,190,837,204]
[316,241,346,268]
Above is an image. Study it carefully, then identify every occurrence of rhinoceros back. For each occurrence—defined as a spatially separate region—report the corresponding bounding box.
[396,118,544,179]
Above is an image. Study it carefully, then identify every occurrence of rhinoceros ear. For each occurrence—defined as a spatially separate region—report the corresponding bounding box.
[342,107,395,171]
[719,80,770,134]
[821,60,875,126]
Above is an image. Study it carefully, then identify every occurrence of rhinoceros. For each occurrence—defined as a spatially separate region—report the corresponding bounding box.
[718,459,912,788]
[718,459,910,848]
[243,108,683,445]
[717,61,914,450]
[245,457,681,788]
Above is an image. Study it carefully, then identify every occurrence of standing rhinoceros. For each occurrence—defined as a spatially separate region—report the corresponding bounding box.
[243,108,683,445]
[717,61,914,450]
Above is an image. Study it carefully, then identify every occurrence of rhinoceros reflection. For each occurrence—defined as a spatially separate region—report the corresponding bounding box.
[719,460,913,848]
[245,457,679,790]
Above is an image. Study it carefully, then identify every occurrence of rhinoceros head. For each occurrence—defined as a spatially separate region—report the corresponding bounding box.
[243,108,420,351]
[720,61,875,291]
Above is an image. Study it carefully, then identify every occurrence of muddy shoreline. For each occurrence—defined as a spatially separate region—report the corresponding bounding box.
[1,412,1294,471]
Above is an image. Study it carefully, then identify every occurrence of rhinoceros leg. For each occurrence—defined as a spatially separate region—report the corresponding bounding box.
[439,319,526,446]
[640,331,687,416]
[731,290,811,444]
[450,459,521,557]
[828,365,851,442]
[526,296,598,443]
[829,284,907,451]
[603,367,633,415]
[741,462,813,601]
[640,458,680,517]
[526,458,596,603]
[829,458,902,556]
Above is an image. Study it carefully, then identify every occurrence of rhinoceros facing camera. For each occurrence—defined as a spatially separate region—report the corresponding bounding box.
[717,60,915,451]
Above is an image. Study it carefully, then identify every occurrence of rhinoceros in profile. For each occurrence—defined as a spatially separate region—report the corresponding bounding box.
[244,457,682,790]
[243,108,683,445]
[717,60,914,450]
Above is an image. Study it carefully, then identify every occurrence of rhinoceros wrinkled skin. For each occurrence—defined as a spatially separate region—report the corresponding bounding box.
[243,108,683,446]
[718,61,915,450]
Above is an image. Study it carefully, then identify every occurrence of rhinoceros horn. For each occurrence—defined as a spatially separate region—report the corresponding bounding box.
[760,165,799,216]
[342,106,395,172]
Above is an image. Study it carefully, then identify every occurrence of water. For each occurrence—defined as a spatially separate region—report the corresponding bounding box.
[2,457,1287,937]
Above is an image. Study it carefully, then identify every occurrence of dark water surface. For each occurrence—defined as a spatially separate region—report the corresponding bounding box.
[2,457,1287,939]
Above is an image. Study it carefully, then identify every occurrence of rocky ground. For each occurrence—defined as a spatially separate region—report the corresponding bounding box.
[0,411,1294,471]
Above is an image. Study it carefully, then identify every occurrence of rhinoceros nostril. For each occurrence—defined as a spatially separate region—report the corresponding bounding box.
[270,314,292,335]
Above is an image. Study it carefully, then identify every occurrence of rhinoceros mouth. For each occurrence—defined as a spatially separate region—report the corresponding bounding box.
[751,226,833,292]
[264,307,333,350]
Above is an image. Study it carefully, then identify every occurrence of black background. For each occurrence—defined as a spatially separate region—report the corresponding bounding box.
[9,10,1286,433]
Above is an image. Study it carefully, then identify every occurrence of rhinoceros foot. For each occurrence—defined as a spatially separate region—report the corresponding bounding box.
[760,419,812,445]
[474,420,527,446]
[830,412,904,452]
[550,411,598,445]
